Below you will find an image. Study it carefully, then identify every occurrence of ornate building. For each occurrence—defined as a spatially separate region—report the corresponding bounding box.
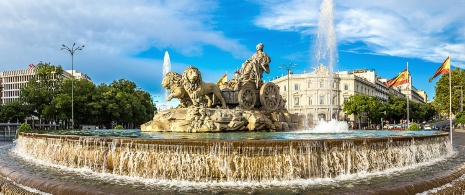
[271,65,426,128]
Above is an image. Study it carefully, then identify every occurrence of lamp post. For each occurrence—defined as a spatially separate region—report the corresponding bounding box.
[279,62,297,111]
[61,43,85,129]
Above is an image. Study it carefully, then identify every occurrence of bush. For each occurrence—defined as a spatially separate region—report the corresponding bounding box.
[408,123,421,131]
[15,123,32,139]
[114,125,124,130]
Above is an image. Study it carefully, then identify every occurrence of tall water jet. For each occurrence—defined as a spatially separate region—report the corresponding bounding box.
[162,51,171,100]
[313,0,338,120]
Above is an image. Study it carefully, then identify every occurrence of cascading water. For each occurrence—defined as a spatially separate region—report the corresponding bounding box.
[13,133,453,183]
[163,51,171,100]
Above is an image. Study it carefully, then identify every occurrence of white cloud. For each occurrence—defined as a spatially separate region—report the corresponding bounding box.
[253,0,465,67]
[0,0,249,94]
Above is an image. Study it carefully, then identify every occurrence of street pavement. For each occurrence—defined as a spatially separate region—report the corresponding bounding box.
[452,128,465,146]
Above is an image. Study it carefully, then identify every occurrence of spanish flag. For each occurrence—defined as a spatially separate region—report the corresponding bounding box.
[429,56,451,82]
[216,73,227,88]
[387,69,409,88]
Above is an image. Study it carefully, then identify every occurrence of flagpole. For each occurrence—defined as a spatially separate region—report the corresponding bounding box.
[406,62,410,130]
[449,54,453,144]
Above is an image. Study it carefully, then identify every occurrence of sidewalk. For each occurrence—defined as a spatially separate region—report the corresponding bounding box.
[452,128,465,146]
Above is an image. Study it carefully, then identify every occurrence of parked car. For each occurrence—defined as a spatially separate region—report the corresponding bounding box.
[442,125,451,131]
[424,124,432,130]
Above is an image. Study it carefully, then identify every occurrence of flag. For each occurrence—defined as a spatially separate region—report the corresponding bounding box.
[28,63,35,68]
[387,68,408,88]
[216,73,227,87]
[429,56,451,82]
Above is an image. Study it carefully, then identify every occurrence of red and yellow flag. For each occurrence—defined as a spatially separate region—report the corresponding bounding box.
[216,73,227,87]
[387,69,409,88]
[429,56,451,82]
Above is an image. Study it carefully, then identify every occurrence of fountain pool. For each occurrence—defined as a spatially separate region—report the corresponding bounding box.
[2,130,465,194]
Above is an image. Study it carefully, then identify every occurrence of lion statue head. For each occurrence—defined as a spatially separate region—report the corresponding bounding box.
[162,72,182,91]
[182,66,202,93]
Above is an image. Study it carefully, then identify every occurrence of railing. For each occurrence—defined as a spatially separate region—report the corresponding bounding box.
[0,128,16,141]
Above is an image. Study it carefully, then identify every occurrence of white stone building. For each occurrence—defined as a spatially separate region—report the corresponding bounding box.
[270,65,426,128]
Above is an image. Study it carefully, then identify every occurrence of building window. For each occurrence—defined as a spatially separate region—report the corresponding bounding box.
[320,81,324,88]
[295,84,299,90]
[294,97,299,105]
[320,95,324,105]
[308,81,311,88]
[344,84,349,90]
[309,97,312,105]
[344,97,348,102]
[284,86,286,91]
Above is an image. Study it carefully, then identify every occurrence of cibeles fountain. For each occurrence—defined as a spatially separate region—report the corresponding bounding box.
[2,44,464,195]
[141,43,302,133]
[3,0,465,194]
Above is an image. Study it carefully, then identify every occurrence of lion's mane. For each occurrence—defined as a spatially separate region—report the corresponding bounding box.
[182,66,202,93]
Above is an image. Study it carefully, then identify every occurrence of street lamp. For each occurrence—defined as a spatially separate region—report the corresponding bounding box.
[279,62,297,111]
[61,43,85,129]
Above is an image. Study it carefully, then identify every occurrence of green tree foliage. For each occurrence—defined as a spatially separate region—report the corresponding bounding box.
[434,68,465,116]
[407,122,421,131]
[20,62,64,124]
[343,94,371,128]
[0,101,31,123]
[386,95,406,121]
[344,93,436,128]
[114,125,124,130]
[456,111,465,125]
[366,97,385,126]
[15,123,32,139]
[18,63,155,129]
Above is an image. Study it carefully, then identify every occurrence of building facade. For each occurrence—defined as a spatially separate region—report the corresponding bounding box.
[270,65,426,128]
[0,68,90,104]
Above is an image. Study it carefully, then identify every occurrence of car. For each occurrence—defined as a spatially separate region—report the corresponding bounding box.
[442,125,451,131]
[424,124,432,130]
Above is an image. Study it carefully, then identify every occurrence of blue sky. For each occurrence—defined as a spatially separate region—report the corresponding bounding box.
[1,0,464,105]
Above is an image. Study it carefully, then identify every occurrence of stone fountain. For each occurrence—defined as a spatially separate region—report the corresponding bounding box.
[141,43,302,132]
[2,0,465,193]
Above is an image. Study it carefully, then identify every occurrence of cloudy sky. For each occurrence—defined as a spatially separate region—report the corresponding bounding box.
[1,0,464,104]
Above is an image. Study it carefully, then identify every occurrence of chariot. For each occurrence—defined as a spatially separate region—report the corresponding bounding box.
[220,81,282,111]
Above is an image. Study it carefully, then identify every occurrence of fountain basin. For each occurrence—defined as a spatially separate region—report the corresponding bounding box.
[2,131,465,194]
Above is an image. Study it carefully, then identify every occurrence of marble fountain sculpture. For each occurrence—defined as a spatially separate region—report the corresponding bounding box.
[1,43,465,194]
[141,43,302,132]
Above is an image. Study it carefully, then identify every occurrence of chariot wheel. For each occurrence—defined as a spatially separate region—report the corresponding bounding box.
[259,82,280,111]
[238,82,257,110]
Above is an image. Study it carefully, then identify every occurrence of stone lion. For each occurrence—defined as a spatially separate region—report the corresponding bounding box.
[181,66,227,108]
[161,72,192,108]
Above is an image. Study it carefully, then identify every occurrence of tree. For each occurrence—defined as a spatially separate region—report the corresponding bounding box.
[366,97,385,128]
[456,111,465,126]
[434,68,465,116]
[386,95,407,122]
[343,94,370,129]
[0,101,31,123]
[20,62,64,128]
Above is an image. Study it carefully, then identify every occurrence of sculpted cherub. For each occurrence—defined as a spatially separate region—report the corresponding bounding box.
[161,72,192,108]
[181,66,227,108]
